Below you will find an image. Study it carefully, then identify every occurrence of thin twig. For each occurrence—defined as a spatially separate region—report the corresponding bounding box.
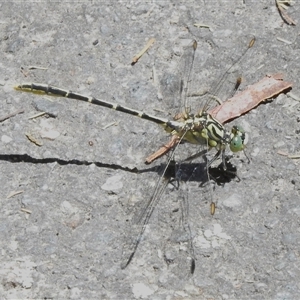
[132,38,155,64]
[0,109,24,122]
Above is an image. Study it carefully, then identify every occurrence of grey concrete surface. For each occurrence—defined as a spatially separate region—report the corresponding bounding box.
[1,1,300,299]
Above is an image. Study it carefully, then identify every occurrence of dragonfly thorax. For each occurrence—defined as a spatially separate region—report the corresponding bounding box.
[182,112,231,148]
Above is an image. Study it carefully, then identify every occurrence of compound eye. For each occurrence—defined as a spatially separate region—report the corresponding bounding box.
[230,135,244,152]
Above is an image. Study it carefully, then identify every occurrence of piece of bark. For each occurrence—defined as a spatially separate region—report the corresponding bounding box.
[209,73,292,124]
[145,135,180,164]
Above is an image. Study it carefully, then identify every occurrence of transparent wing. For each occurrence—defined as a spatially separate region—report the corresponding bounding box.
[162,182,196,276]
[121,154,175,269]
[158,39,197,118]
[178,40,198,117]
[159,36,255,121]
[186,36,255,113]
[195,36,256,114]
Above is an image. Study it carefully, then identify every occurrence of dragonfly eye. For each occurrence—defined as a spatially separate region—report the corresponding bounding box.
[230,126,246,152]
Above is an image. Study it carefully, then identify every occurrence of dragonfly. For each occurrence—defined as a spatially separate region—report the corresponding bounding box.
[14,35,255,274]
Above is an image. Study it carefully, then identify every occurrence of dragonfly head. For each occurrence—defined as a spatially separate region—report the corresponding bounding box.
[229,125,246,152]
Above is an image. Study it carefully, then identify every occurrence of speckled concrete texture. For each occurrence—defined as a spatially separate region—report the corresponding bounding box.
[1,1,300,299]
